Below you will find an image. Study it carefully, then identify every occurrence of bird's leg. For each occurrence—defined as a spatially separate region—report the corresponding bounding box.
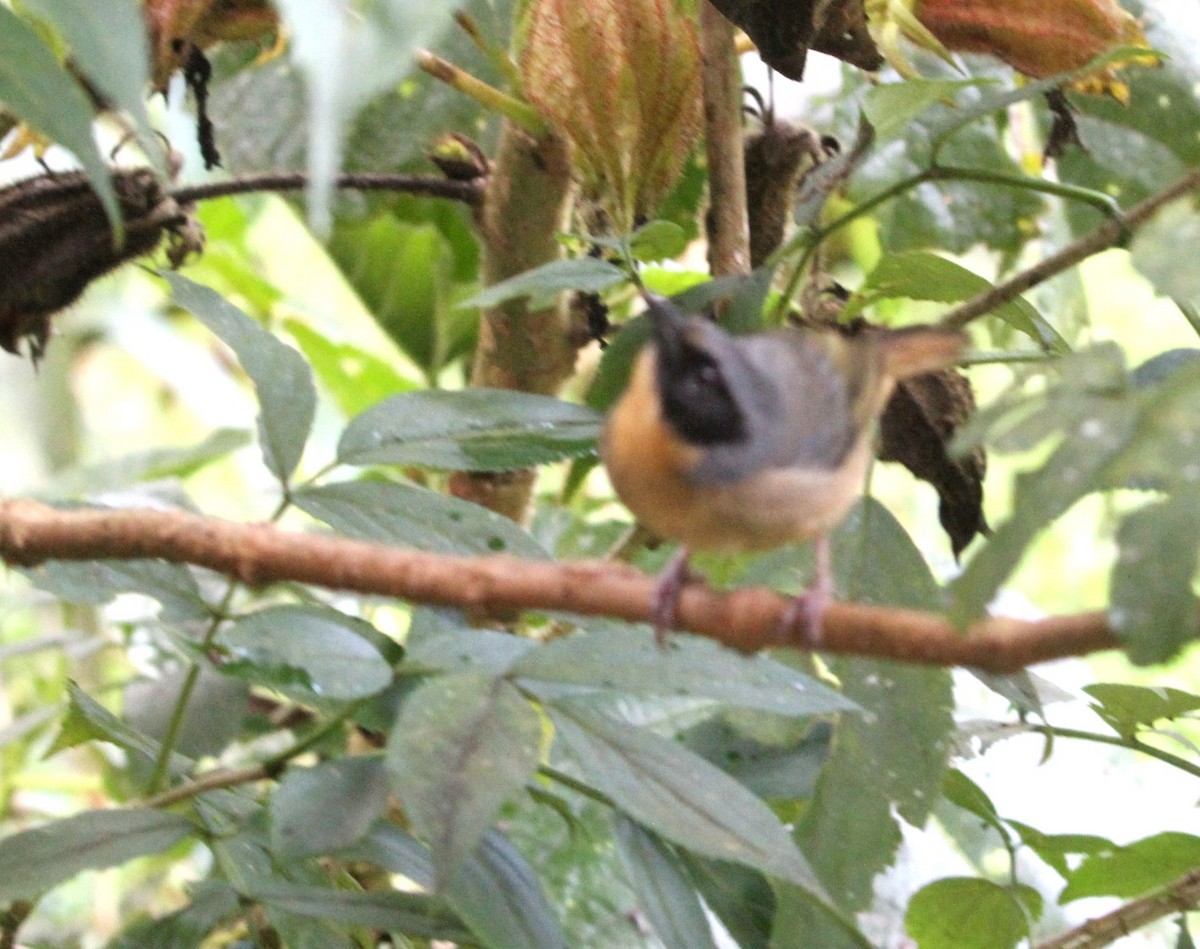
[651,546,692,646]
[782,534,833,647]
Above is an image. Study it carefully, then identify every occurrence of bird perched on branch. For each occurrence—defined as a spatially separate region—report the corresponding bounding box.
[601,293,966,645]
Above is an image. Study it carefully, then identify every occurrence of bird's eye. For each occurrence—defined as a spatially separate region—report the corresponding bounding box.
[696,363,719,385]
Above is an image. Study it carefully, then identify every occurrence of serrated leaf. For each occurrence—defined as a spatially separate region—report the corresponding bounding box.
[273,0,453,231]
[613,816,719,949]
[219,605,392,700]
[21,0,157,167]
[1061,832,1200,902]
[905,878,1030,949]
[512,629,855,717]
[770,885,873,949]
[0,808,194,901]
[51,681,164,766]
[1004,820,1113,880]
[1084,683,1200,740]
[294,479,549,559]
[460,258,626,310]
[271,757,389,858]
[24,557,209,623]
[854,251,1068,353]
[387,674,542,888]
[337,388,601,471]
[443,829,567,949]
[164,272,316,483]
[548,702,826,896]
[0,4,119,233]
[1109,492,1200,664]
[243,880,471,941]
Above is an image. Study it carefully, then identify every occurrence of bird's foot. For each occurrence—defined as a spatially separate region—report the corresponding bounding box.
[651,547,692,647]
[781,536,832,648]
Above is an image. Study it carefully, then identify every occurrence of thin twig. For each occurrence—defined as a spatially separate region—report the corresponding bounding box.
[143,763,271,809]
[1036,868,1200,949]
[940,167,1200,330]
[0,499,1121,672]
[170,172,484,207]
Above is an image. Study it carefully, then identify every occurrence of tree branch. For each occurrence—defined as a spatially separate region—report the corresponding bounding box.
[0,500,1120,673]
[169,172,484,207]
[700,1,751,277]
[940,166,1200,330]
[1036,868,1200,949]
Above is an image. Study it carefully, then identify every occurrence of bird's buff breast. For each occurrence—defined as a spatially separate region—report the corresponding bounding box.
[602,354,870,552]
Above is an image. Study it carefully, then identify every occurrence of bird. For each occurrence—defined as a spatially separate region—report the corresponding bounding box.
[600,293,967,645]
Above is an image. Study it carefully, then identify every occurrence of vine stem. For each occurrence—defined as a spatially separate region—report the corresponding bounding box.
[1027,723,1200,781]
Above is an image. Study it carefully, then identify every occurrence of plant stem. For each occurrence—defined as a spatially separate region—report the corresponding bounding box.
[1028,723,1200,780]
[538,764,613,806]
[170,172,483,208]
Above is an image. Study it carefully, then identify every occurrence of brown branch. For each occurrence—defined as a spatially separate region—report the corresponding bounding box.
[1036,868,1200,949]
[0,500,1119,673]
[940,167,1200,330]
[143,763,271,809]
[169,172,484,208]
[700,1,751,277]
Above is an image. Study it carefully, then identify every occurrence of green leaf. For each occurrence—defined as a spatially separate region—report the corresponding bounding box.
[387,674,542,887]
[25,557,209,623]
[337,388,601,470]
[294,479,550,559]
[862,79,996,142]
[854,251,1068,353]
[334,820,435,889]
[586,312,652,412]
[905,878,1030,949]
[243,880,471,941]
[795,500,953,913]
[1131,202,1200,309]
[1004,820,1113,880]
[612,816,719,949]
[681,718,831,801]
[407,626,537,676]
[548,702,827,896]
[272,0,454,231]
[327,213,476,376]
[271,757,390,857]
[677,851,775,949]
[1084,683,1200,740]
[45,428,251,497]
[1061,832,1200,902]
[219,604,392,700]
[124,667,248,760]
[0,5,119,233]
[771,886,873,949]
[513,629,855,717]
[948,403,1138,625]
[21,0,156,165]
[1109,492,1200,664]
[164,272,316,484]
[283,319,420,419]
[942,769,1004,834]
[0,808,194,901]
[107,881,240,949]
[630,220,690,262]
[51,681,165,767]
[460,258,627,309]
[443,829,567,949]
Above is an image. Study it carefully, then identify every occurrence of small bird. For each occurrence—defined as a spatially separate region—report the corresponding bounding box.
[601,293,967,645]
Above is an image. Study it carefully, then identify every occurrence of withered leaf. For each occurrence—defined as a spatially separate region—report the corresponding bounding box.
[879,367,989,558]
[707,0,881,81]
[0,168,203,362]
